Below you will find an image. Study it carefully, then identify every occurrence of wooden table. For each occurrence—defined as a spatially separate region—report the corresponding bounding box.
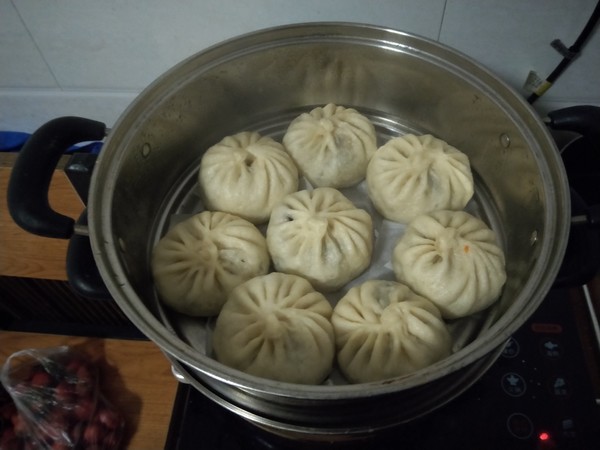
[1,153,179,449]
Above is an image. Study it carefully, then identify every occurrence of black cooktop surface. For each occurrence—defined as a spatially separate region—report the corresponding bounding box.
[165,286,600,450]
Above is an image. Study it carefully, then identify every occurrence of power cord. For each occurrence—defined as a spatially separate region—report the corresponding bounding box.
[527,0,600,104]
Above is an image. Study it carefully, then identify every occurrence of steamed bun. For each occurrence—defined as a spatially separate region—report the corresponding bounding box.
[367,134,474,223]
[332,280,452,383]
[393,210,507,319]
[199,131,299,224]
[151,211,270,316]
[282,103,377,188]
[266,187,373,292]
[212,273,335,384]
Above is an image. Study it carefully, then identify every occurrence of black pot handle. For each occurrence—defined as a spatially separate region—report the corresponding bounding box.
[67,210,112,300]
[547,105,600,287]
[546,105,600,227]
[7,116,106,239]
[547,105,600,145]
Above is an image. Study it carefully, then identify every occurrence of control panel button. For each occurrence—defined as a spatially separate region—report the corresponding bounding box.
[559,417,577,439]
[501,372,527,397]
[501,337,520,359]
[506,412,533,439]
[548,375,570,398]
[539,338,563,359]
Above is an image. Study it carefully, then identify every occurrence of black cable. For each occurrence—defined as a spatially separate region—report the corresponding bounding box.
[528,0,600,104]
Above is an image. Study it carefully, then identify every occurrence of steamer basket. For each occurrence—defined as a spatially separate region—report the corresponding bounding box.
[83,23,569,436]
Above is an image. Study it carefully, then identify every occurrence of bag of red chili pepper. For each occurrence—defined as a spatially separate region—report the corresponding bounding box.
[0,346,124,450]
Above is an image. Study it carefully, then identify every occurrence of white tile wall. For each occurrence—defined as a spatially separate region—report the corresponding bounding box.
[11,0,447,91]
[0,89,137,132]
[440,0,600,105]
[1,0,598,132]
[0,0,57,88]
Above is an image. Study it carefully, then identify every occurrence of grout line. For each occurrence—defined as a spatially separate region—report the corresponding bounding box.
[0,88,141,97]
[10,0,62,90]
[437,0,449,41]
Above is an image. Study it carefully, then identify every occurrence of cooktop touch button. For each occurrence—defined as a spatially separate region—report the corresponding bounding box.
[506,412,534,440]
[501,372,527,397]
[501,338,520,359]
[548,375,571,398]
[539,338,563,359]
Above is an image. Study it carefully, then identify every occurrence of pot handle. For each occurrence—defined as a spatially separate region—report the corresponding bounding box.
[546,105,600,145]
[547,105,600,287]
[67,210,112,300]
[546,105,600,229]
[7,117,106,239]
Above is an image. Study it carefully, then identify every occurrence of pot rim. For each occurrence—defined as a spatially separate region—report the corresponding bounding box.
[88,21,571,400]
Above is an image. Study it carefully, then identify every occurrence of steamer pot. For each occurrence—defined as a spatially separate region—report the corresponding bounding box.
[8,23,573,438]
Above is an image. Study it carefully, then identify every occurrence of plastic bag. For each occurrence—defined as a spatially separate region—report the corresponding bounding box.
[0,346,124,450]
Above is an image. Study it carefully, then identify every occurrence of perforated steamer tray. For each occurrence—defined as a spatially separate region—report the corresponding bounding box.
[146,106,507,387]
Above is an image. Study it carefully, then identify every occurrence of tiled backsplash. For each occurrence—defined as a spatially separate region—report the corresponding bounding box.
[1,0,598,131]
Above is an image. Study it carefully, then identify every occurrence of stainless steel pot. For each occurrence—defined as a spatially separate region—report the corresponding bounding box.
[8,23,572,438]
